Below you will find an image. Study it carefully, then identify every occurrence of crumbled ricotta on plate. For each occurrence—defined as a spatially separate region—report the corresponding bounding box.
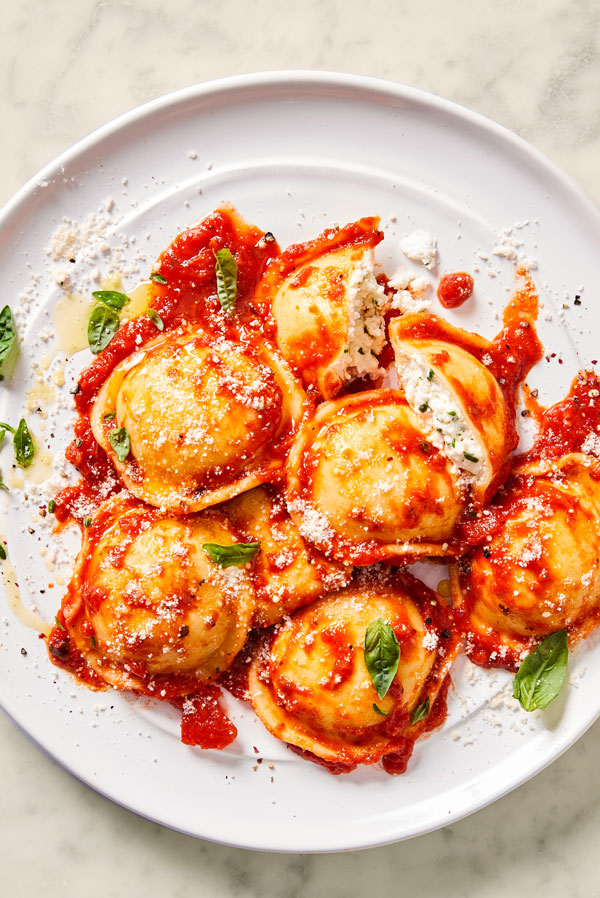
[399,229,438,270]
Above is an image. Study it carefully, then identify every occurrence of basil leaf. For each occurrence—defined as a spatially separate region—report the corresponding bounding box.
[0,545,6,560]
[147,309,164,331]
[14,419,35,468]
[411,696,430,724]
[213,248,238,313]
[0,474,8,492]
[102,411,116,421]
[0,421,15,448]
[363,618,400,700]
[202,541,260,568]
[513,630,568,711]
[372,703,389,717]
[88,304,119,354]
[108,426,130,462]
[150,272,167,284]
[0,305,19,380]
[92,290,130,311]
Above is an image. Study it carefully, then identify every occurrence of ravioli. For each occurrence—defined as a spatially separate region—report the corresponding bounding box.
[286,389,465,565]
[248,568,458,771]
[56,493,255,693]
[453,453,600,669]
[90,326,308,512]
[255,218,389,399]
[223,484,352,627]
[390,314,514,502]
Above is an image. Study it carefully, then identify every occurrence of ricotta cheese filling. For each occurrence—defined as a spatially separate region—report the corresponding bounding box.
[395,350,486,483]
[336,250,389,384]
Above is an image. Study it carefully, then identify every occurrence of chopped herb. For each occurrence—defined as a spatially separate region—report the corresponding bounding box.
[202,541,260,567]
[108,427,130,462]
[14,419,35,468]
[363,618,400,700]
[0,474,8,492]
[0,545,6,560]
[83,516,92,527]
[88,303,119,354]
[92,290,131,311]
[150,272,167,284]
[427,369,434,381]
[448,411,457,417]
[147,308,164,331]
[419,402,429,412]
[0,305,20,381]
[463,452,479,464]
[372,703,389,717]
[48,499,56,514]
[213,248,238,313]
[54,615,66,633]
[91,635,97,649]
[411,697,430,724]
[103,411,116,421]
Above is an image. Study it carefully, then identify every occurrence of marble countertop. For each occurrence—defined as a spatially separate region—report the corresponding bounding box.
[2,0,600,894]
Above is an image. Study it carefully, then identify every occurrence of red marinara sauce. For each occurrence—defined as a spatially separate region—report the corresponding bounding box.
[178,688,238,750]
[437,272,474,309]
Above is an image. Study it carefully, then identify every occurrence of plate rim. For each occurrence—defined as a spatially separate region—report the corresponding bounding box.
[2,70,600,853]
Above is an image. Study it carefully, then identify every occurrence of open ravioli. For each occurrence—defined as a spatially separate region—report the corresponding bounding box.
[389,313,514,503]
[223,484,352,627]
[52,493,255,693]
[248,568,458,772]
[286,389,466,565]
[90,326,308,512]
[452,453,600,670]
[255,217,389,399]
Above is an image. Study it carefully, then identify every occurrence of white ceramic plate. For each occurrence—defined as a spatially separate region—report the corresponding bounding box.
[1,72,600,853]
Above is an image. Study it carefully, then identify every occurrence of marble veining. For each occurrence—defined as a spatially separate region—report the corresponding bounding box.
[2,0,600,894]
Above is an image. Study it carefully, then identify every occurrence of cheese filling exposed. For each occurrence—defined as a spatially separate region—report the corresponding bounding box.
[395,350,485,482]
[335,250,388,384]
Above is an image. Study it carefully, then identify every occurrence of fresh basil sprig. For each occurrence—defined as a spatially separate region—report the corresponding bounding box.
[213,248,238,313]
[0,305,19,381]
[108,426,130,462]
[411,696,430,725]
[88,304,120,354]
[150,272,167,285]
[14,419,34,468]
[202,541,260,568]
[92,290,131,311]
[147,309,164,331]
[363,619,400,700]
[513,630,568,711]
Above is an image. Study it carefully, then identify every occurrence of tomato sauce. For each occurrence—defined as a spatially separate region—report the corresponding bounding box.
[437,272,474,309]
[178,687,237,750]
